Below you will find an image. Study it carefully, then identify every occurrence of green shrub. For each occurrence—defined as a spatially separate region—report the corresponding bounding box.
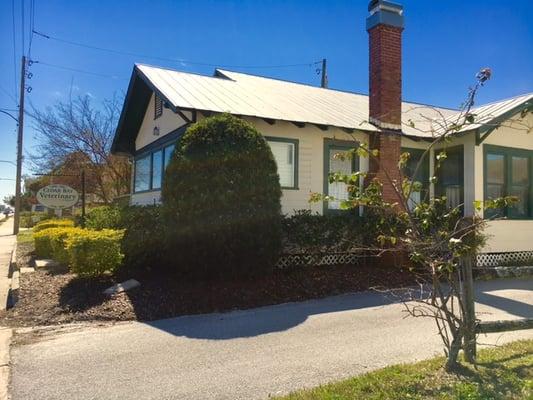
[118,205,164,274]
[84,206,122,230]
[33,219,74,233]
[33,226,83,261]
[282,210,362,254]
[161,113,282,278]
[20,211,52,228]
[65,229,125,277]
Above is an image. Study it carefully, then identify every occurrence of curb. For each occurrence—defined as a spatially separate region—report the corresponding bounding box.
[5,240,18,311]
[0,328,12,400]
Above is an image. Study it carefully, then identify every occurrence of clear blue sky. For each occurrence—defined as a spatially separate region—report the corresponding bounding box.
[0,0,532,203]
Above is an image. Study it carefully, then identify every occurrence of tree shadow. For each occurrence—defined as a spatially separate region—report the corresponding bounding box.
[141,289,403,340]
[58,275,115,312]
[475,279,533,319]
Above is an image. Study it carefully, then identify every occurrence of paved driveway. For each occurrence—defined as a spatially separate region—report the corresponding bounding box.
[10,278,533,400]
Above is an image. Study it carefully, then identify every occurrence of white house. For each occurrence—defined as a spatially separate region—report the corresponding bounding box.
[111,0,532,254]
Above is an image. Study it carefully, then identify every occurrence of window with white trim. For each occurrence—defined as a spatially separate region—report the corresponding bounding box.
[267,138,297,189]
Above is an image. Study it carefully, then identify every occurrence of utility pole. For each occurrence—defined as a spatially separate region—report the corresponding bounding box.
[13,56,26,235]
[320,58,328,88]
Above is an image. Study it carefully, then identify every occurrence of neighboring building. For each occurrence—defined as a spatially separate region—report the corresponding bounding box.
[111,0,532,253]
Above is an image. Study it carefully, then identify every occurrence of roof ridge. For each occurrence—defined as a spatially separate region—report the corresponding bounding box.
[472,92,533,110]
[218,68,459,110]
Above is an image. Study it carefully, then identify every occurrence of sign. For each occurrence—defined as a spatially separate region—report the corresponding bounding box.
[36,184,79,210]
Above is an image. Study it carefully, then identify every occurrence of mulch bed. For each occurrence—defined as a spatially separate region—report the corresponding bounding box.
[0,244,416,327]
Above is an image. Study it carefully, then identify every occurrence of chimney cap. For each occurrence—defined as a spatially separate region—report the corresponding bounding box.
[367,0,404,30]
[368,0,403,15]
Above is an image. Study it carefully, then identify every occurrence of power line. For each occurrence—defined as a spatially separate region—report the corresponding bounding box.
[28,0,35,57]
[11,0,18,102]
[21,0,25,57]
[33,60,127,80]
[0,84,18,105]
[33,30,322,70]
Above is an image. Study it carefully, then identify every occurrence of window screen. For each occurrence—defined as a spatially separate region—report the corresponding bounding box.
[268,140,296,188]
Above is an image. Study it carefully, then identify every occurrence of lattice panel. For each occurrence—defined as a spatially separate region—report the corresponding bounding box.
[277,252,362,268]
[476,251,533,268]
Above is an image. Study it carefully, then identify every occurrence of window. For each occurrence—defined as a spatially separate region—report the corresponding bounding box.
[267,138,298,189]
[484,145,532,219]
[163,143,175,170]
[134,155,151,192]
[435,145,464,210]
[151,150,163,190]
[401,148,429,209]
[154,95,163,119]
[324,139,358,212]
[134,141,177,192]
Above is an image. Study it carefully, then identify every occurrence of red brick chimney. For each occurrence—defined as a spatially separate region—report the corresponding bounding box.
[366,0,404,204]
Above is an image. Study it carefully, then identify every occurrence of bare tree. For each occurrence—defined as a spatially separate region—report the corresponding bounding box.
[30,94,130,203]
[313,69,531,370]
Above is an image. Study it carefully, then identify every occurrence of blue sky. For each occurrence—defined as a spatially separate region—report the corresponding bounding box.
[0,0,532,203]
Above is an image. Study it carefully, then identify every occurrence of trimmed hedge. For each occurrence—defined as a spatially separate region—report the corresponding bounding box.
[161,114,282,278]
[33,219,74,233]
[65,229,125,277]
[118,205,163,273]
[34,226,84,262]
[85,206,122,230]
[282,210,363,254]
[33,226,124,277]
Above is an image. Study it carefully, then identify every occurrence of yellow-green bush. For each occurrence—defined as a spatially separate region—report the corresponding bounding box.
[33,219,74,233]
[65,229,125,277]
[33,227,84,261]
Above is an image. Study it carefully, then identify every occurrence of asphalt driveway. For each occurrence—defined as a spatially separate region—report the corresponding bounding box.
[10,278,533,400]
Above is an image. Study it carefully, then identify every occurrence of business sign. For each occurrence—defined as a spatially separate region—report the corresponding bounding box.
[36,184,79,210]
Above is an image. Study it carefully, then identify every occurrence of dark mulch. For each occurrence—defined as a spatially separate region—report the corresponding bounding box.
[0,244,416,327]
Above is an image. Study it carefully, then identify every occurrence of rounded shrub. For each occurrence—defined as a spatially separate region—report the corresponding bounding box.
[85,206,122,230]
[161,113,282,278]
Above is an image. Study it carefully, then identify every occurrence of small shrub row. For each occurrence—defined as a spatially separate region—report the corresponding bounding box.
[20,211,52,228]
[282,210,363,254]
[33,226,125,277]
[84,206,122,230]
[33,218,74,233]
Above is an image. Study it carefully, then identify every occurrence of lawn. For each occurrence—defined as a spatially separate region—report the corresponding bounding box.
[17,229,34,245]
[276,340,533,400]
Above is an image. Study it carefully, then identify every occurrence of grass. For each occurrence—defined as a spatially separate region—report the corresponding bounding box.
[17,229,34,244]
[276,340,533,400]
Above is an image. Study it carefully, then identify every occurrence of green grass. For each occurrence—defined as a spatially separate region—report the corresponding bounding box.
[17,229,34,245]
[276,340,533,400]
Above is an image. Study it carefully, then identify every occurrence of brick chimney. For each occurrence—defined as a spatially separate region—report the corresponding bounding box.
[366,0,404,203]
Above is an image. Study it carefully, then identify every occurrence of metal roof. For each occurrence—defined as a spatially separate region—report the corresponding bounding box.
[135,64,459,138]
[124,64,531,143]
[455,93,532,133]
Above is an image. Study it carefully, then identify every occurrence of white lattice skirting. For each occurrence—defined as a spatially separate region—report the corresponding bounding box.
[276,252,363,268]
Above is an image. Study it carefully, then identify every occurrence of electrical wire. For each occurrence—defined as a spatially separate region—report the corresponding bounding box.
[33,30,322,70]
[11,0,18,103]
[33,60,127,80]
[21,0,25,57]
[0,84,17,105]
[28,0,35,58]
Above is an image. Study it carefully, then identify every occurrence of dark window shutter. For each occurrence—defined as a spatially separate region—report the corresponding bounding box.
[154,95,163,119]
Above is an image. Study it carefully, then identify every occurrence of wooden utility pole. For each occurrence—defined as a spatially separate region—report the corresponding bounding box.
[320,58,328,88]
[13,56,26,235]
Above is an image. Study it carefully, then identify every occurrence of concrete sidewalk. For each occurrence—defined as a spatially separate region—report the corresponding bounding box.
[0,218,15,312]
[0,218,14,400]
[10,278,533,400]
